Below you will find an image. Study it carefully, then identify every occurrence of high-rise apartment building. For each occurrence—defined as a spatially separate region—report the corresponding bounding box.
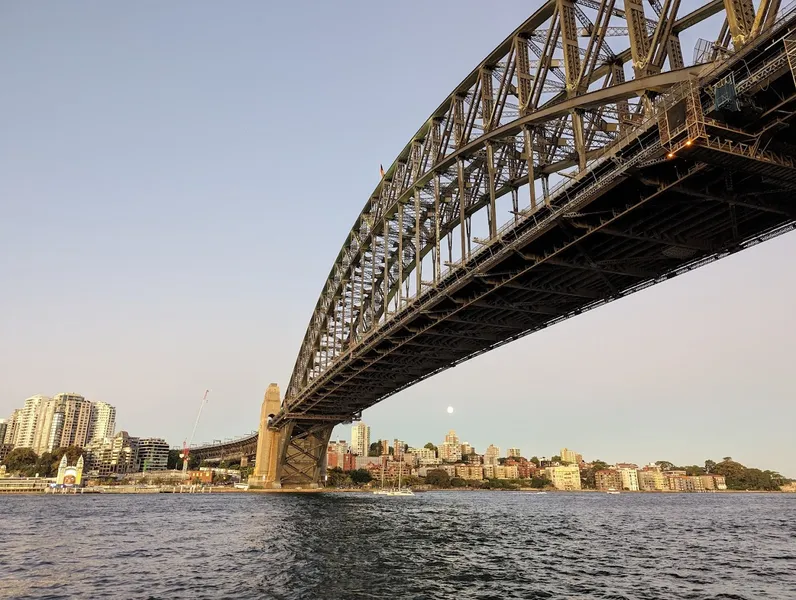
[138,438,169,471]
[438,431,462,463]
[3,410,21,445]
[484,444,501,466]
[507,447,522,458]
[351,422,370,456]
[560,447,580,465]
[460,442,473,456]
[438,443,462,463]
[54,393,92,448]
[89,402,116,443]
[16,396,49,449]
[393,439,406,459]
[444,430,459,446]
[0,420,6,446]
[31,397,63,454]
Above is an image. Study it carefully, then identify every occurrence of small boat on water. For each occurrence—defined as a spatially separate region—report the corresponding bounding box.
[607,488,620,495]
[373,455,414,496]
[385,488,414,496]
[535,491,547,495]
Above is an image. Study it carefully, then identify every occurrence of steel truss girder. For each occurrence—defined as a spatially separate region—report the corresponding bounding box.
[275,2,796,477]
[286,1,733,400]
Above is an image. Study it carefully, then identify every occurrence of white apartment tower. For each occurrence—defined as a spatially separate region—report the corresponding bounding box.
[351,422,370,456]
[32,397,62,454]
[16,395,49,449]
[89,402,116,443]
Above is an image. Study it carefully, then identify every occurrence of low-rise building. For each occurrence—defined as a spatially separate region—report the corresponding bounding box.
[494,465,519,480]
[138,438,169,471]
[188,469,213,484]
[85,431,140,477]
[595,469,622,491]
[638,468,666,491]
[408,447,436,461]
[418,464,456,478]
[0,443,14,465]
[463,453,481,466]
[546,465,582,490]
[507,448,522,458]
[516,462,534,479]
[618,467,640,491]
[699,474,728,490]
[666,474,706,492]
[455,465,484,480]
[328,440,356,471]
[354,456,381,470]
[0,477,51,493]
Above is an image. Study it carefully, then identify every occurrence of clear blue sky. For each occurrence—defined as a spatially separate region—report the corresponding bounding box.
[2,1,794,477]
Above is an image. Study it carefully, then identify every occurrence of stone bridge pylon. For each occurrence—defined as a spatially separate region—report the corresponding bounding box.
[249,383,334,488]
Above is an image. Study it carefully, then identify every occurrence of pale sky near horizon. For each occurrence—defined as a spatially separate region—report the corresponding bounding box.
[2,2,794,477]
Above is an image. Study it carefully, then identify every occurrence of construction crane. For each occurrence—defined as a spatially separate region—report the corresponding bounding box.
[181,389,210,479]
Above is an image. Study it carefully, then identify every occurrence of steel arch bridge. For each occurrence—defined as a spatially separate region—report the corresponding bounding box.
[248,0,796,488]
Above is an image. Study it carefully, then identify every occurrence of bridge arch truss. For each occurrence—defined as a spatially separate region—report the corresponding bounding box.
[264,0,796,487]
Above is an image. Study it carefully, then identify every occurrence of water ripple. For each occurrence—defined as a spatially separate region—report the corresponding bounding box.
[0,492,794,599]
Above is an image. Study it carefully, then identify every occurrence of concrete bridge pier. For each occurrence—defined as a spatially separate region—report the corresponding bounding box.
[248,383,333,489]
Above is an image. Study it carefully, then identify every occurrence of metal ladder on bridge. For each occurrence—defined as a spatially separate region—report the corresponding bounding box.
[786,37,796,86]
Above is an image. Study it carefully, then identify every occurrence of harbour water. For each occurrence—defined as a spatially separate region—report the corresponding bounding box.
[1,492,794,599]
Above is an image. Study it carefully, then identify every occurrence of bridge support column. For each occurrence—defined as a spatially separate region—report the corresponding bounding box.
[279,422,334,488]
[248,383,284,489]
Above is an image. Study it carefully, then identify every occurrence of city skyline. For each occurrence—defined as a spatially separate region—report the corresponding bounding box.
[1,1,794,478]
[3,382,795,478]
[326,428,776,492]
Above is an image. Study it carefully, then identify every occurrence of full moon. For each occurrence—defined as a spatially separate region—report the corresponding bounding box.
[447,406,454,414]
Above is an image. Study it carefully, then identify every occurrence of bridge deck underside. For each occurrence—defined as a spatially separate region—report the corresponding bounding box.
[280,16,796,429]
[297,161,794,418]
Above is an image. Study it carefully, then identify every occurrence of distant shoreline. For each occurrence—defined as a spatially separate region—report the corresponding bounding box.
[3,487,792,496]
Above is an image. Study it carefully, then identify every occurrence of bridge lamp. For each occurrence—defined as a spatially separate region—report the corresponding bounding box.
[685,140,693,146]
[667,152,675,159]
